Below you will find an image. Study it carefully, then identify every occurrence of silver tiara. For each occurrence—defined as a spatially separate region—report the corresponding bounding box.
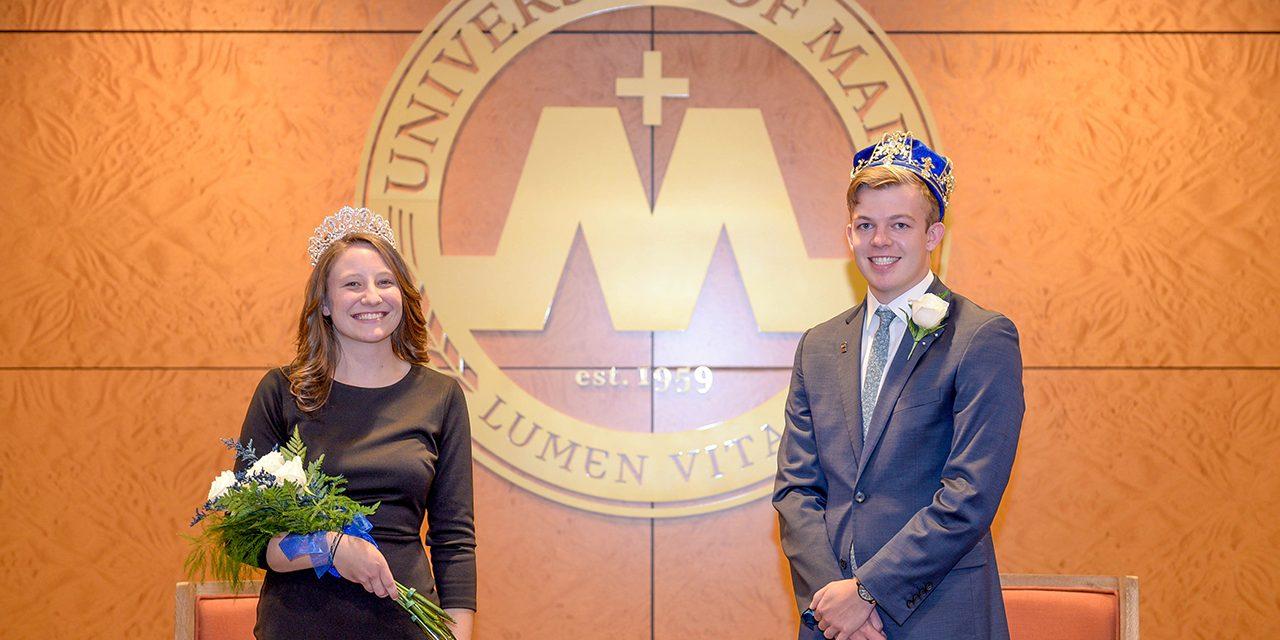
[307,206,396,266]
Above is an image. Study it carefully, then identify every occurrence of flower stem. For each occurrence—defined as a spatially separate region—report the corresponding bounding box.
[395,582,456,639]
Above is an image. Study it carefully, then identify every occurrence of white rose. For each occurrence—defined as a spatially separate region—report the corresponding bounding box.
[909,293,949,329]
[273,456,308,488]
[206,470,238,502]
[248,450,286,477]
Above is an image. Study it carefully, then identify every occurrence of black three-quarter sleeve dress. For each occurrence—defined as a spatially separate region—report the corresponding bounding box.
[234,365,476,639]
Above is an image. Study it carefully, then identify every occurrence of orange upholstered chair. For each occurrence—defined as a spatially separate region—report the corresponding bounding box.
[176,574,1139,639]
[1001,574,1139,640]
[175,581,262,640]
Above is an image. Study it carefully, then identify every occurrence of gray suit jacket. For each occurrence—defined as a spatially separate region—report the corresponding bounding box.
[774,278,1023,639]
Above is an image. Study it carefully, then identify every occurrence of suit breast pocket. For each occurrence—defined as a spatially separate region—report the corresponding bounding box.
[894,386,943,412]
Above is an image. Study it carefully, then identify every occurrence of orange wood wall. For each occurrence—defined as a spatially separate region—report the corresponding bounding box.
[1,1,1278,638]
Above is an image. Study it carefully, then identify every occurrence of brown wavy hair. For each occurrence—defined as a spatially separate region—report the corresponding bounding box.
[288,233,430,412]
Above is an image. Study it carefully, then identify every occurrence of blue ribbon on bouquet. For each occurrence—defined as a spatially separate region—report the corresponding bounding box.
[279,513,377,578]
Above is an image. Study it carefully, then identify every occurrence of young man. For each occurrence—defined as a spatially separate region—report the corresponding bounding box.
[774,132,1024,640]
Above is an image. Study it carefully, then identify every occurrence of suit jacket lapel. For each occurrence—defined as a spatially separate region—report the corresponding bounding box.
[838,302,866,462]
[857,277,951,475]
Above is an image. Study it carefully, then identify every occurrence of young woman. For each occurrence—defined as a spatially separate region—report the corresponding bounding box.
[236,207,475,639]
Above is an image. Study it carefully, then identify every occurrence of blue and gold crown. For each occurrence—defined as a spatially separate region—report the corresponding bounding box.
[850,131,955,220]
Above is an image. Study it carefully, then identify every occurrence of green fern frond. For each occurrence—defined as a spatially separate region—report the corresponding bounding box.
[283,425,307,460]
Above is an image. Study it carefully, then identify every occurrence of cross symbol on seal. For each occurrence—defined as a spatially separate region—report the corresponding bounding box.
[616,51,689,127]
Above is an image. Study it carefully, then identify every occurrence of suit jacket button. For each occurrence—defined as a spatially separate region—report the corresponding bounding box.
[854,491,867,503]
[925,583,933,591]
[839,559,848,570]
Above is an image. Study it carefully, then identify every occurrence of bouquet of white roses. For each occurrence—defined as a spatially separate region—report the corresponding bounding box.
[185,428,456,640]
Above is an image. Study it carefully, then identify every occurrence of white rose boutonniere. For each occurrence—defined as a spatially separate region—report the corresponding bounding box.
[906,292,950,358]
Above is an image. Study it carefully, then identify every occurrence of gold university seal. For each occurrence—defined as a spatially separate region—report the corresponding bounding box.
[358,0,943,517]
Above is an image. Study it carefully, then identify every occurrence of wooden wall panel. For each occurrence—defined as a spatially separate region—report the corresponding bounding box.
[473,465,651,640]
[897,34,1280,366]
[857,0,1280,32]
[0,369,264,639]
[0,33,411,367]
[0,370,651,639]
[5,33,1278,367]
[996,369,1280,638]
[653,500,795,638]
[3,1,1277,32]
[0,1,446,31]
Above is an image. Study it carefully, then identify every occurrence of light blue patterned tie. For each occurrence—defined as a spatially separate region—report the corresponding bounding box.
[861,307,897,439]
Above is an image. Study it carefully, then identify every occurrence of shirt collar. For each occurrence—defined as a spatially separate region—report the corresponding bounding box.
[865,271,935,328]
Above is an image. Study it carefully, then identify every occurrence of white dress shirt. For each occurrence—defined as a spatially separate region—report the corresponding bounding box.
[860,271,936,400]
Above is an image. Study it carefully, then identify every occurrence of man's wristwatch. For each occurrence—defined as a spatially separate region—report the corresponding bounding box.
[856,581,877,606]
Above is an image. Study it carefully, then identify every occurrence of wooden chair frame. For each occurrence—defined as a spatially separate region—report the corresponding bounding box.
[1001,573,1139,640]
[174,580,263,640]
[175,574,1138,639]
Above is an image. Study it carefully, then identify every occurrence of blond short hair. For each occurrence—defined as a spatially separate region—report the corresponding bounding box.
[846,165,940,227]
